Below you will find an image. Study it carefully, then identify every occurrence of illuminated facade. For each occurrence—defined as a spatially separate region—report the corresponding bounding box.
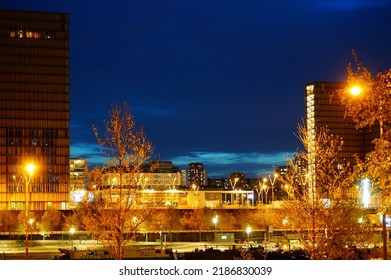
[70,158,87,191]
[305,82,377,165]
[89,189,255,209]
[305,81,380,207]
[102,172,183,189]
[0,10,70,210]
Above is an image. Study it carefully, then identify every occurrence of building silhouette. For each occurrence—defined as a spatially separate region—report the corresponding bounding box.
[188,162,206,187]
[0,10,70,211]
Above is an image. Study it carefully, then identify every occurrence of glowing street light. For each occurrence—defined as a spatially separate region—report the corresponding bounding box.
[349,85,362,96]
[269,173,278,205]
[346,81,387,259]
[24,163,36,260]
[246,225,252,242]
[29,218,34,240]
[212,215,218,231]
[212,215,219,243]
[69,227,75,250]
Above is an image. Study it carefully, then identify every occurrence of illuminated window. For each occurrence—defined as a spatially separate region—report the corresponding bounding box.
[18,30,23,38]
[10,31,16,37]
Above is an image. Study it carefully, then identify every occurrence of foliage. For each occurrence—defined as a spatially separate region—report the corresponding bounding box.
[63,211,83,232]
[0,210,18,234]
[37,210,62,235]
[77,102,156,259]
[280,123,374,259]
[17,210,35,233]
[340,50,391,198]
[341,50,391,129]
[341,50,391,259]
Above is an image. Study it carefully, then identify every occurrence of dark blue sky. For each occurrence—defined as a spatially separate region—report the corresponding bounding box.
[2,0,391,178]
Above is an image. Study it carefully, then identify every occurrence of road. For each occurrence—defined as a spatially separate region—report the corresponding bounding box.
[0,240,236,260]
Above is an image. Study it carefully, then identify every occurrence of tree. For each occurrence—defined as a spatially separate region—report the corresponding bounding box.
[340,50,391,259]
[0,210,18,235]
[342,50,391,131]
[180,208,218,241]
[39,210,62,234]
[78,102,156,259]
[17,210,36,242]
[280,124,374,259]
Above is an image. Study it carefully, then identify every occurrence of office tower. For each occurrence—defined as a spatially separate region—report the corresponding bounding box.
[188,162,206,187]
[0,10,70,210]
[305,82,372,171]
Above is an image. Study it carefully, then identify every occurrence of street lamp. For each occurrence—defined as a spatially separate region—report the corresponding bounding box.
[192,184,200,208]
[69,227,75,250]
[29,218,34,241]
[158,222,163,249]
[262,180,269,205]
[212,215,218,231]
[284,184,292,200]
[230,177,239,206]
[24,163,35,260]
[269,173,278,206]
[246,225,252,243]
[282,217,288,235]
[347,82,388,259]
[212,215,218,243]
[349,85,362,96]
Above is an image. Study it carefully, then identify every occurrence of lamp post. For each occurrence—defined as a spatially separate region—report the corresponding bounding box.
[282,217,288,235]
[192,184,199,208]
[269,173,277,206]
[262,182,269,205]
[24,163,35,260]
[158,222,163,250]
[69,227,75,250]
[246,225,252,243]
[347,83,388,259]
[29,218,34,241]
[212,215,218,242]
[212,215,218,231]
[230,177,239,205]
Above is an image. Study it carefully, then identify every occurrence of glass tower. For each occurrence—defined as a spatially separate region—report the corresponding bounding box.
[0,9,70,210]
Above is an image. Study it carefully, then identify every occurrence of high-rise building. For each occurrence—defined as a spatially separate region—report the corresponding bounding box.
[305,81,383,207]
[305,82,377,174]
[0,10,70,211]
[188,162,206,187]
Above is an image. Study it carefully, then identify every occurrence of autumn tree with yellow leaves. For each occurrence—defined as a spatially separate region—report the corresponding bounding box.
[78,102,156,259]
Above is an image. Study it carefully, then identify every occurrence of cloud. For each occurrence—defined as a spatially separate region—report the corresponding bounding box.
[169,151,293,178]
[170,151,291,166]
[70,143,107,165]
[71,144,293,178]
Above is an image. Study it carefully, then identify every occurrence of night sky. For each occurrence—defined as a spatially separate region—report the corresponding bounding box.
[2,0,391,178]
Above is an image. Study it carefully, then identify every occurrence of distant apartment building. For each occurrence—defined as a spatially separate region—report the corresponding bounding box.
[0,10,70,211]
[208,178,229,189]
[187,162,206,187]
[228,172,246,189]
[70,158,87,191]
[100,161,186,189]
